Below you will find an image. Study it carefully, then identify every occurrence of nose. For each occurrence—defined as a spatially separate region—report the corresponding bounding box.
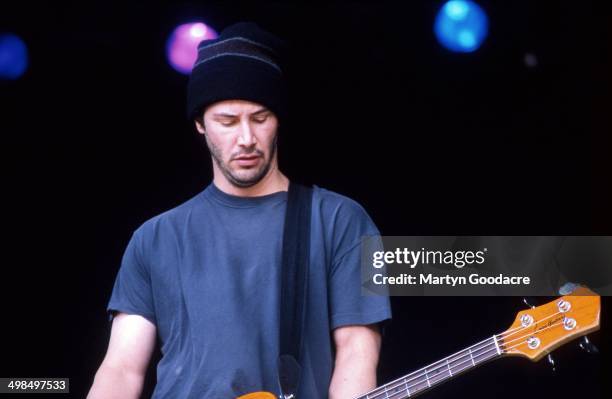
[236,119,257,147]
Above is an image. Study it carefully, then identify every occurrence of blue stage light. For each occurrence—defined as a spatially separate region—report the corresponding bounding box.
[0,33,28,80]
[434,1,489,53]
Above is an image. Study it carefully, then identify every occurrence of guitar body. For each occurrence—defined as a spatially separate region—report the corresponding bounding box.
[236,392,277,399]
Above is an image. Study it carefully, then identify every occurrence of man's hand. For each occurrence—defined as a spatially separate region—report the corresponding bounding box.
[87,313,156,399]
[329,324,381,399]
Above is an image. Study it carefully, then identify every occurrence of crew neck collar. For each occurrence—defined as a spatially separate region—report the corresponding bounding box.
[203,182,288,208]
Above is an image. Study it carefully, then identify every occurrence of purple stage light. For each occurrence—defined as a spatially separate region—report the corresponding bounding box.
[166,22,217,75]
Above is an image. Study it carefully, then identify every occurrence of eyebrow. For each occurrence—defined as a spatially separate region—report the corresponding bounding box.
[212,108,269,118]
[250,108,270,116]
[212,113,238,118]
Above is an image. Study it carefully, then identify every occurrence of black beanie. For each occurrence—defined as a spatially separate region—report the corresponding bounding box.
[186,22,286,122]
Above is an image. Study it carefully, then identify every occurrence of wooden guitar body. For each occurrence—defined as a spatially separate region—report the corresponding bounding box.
[236,392,277,399]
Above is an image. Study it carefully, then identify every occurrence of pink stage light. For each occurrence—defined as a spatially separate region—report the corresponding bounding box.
[166,22,218,75]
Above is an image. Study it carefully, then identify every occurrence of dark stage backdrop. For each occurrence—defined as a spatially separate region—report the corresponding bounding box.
[1,1,610,398]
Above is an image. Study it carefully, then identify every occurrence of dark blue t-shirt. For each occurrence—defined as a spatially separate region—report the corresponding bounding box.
[108,183,391,398]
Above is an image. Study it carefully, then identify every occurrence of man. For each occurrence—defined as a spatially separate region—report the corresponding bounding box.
[88,22,391,399]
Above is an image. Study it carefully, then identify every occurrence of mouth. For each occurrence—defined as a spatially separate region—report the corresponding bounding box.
[233,154,261,167]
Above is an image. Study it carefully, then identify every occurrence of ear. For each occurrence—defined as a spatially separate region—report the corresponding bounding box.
[195,119,206,135]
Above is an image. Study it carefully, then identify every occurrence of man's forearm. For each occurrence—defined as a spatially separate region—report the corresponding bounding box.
[328,347,378,399]
[87,363,145,399]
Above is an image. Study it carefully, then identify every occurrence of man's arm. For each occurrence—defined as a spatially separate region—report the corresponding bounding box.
[87,313,157,399]
[329,324,382,399]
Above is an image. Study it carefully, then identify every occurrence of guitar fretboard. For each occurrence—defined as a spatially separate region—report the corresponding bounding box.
[357,335,502,399]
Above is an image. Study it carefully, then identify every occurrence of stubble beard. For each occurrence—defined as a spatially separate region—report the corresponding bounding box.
[205,134,278,188]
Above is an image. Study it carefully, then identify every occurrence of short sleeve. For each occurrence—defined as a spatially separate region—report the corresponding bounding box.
[327,201,392,330]
[107,229,156,325]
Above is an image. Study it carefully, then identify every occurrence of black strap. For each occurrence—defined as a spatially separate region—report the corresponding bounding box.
[280,182,313,364]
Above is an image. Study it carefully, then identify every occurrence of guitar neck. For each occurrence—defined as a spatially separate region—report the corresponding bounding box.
[356,335,503,399]
[355,289,601,399]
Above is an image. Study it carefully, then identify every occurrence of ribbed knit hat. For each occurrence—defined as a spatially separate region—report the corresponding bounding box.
[186,22,286,122]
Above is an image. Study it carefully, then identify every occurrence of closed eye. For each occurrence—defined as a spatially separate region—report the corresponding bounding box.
[217,119,237,126]
[252,114,269,124]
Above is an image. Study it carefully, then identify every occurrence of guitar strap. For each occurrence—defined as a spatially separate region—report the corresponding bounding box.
[279,182,313,395]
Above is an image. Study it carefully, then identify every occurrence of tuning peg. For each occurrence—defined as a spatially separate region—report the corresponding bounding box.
[522,297,537,309]
[558,282,579,295]
[578,335,599,354]
[546,354,556,372]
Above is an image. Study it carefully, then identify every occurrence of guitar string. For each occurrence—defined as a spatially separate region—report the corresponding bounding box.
[364,307,564,397]
[494,309,562,339]
[362,319,566,399]
[500,320,566,353]
[495,310,563,348]
[496,318,566,352]
[363,339,503,399]
[358,310,567,399]
[363,343,500,399]
[357,336,496,399]
[361,310,563,399]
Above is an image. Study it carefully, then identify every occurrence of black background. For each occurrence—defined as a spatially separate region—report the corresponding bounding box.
[1,1,610,398]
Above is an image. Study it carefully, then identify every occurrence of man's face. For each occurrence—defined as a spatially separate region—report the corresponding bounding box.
[195,100,279,188]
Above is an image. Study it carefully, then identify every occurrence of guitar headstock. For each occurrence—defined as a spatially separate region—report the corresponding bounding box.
[499,286,600,361]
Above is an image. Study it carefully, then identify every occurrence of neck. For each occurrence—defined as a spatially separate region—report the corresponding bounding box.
[355,335,503,399]
[213,163,289,197]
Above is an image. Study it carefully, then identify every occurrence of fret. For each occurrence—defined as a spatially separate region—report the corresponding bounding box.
[448,350,472,374]
[424,363,452,385]
[368,379,409,399]
[493,334,501,355]
[471,343,488,357]
[408,374,430,396]
[404,377,411,397]
[474,352,495,364]
[471,338,499,365]
[468,347,476,366]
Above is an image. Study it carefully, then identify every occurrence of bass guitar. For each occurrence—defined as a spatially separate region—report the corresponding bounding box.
[237,285,600,399]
